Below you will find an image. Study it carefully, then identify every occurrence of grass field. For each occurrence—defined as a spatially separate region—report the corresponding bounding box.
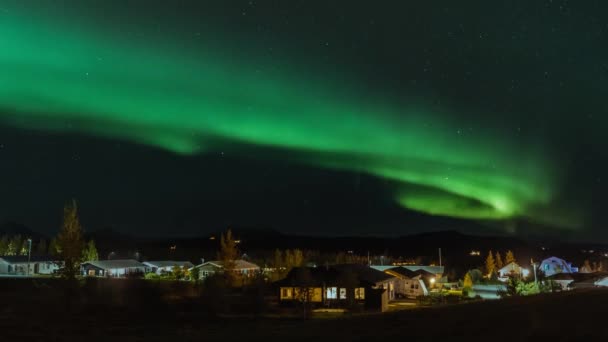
[1,278,606,341]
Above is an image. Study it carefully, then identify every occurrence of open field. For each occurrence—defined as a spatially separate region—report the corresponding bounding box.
[0,278,606,341]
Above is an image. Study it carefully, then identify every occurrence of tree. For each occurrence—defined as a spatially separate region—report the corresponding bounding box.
[463,272,473,291]
[294,267,314,319]
[485,250,496,277]
[293,249,304,267]
[190,267,200,283]
[82,240,99,262]
[505,250,516,265]
[172,265,185,280]
[8,235,22,256]
[56,200,85,281]
[581,260,593,273]
[0,235,8,255]
[36,239,47,256]
[495,251,504,269]
[218,229,238,286]
[48,238,60,256]
[18,238,29,256]
[285,249,295,270]
[469,269,483,283]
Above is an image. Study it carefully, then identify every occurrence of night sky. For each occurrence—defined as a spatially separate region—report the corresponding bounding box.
[0,1,606,239]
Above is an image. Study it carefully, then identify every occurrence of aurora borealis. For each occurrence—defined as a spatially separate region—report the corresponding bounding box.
[0,1,605,237]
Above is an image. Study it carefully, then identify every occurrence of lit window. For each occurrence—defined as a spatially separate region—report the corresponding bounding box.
[281,287,293,299]
[339,288,346,299]
[326,287,337,299]
[355,287,365,300]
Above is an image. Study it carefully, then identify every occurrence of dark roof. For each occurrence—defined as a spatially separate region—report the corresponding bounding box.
[0,256,57,263]
[276,264,395,287]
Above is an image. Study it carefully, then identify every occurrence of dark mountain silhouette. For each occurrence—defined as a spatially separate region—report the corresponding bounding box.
[0,221,46,240]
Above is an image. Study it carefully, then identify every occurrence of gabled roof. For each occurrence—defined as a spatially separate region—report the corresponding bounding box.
[499,262,523,273]
[82,259,146,269]
[0,256,58,264]
[193,260,260,270]
[276,264,396,287]
[371,265,444,275]
[384,266,420,279]
[143,261,194,268]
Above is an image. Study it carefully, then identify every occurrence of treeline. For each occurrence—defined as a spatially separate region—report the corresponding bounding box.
[0,234,98,262]
[0,235,57,256]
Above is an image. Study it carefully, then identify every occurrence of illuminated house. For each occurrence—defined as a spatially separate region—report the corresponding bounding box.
[498,262,530,281]
[81,259,147,277]
[0,256,60,275]
[539,257,575,276]
[371,265,444,280]
[190,260,260,279]
[276,264,397,311]
[381,267,429,298]
[143,261,194,275]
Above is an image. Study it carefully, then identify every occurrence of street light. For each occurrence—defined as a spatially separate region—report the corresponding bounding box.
[26,238,32,276]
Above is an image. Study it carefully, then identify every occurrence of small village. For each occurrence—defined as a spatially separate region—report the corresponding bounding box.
[1,218,607,317]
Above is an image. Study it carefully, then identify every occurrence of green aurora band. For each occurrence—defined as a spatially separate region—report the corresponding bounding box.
[0,7,575,228]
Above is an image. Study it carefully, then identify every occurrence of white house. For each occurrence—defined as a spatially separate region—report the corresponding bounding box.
[539,257,575,276]
[81,259,147,277]
[190,260,260,279]
[0,256,60,275]
[498,262,530,281]
[143,261,194,275]
[382,267,428,298]
[594,276,608,287]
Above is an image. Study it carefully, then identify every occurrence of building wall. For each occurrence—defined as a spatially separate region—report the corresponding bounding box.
[394,278,426,298]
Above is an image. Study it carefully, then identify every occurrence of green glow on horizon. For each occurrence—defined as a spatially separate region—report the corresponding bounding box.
[0,7,575,228]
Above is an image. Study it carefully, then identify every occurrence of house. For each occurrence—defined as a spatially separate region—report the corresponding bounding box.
[190,260,260,279]
[382,266,428,298]
[593,275,608,287]
[0,256,60,275]
[143,261,194,275]
[498,262,530,281]
[371,265,444,279]
[276,264,398,312]
[567,272,608,290]
[548,273,575,290]
[81,259,147,277]
[539,257,575,276]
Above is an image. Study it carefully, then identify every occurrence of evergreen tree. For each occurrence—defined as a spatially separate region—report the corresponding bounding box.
[505,250,516,264]
[8,235,22,256]
[218,229,238,285]
[36,239,47,256]
[463,272,474,289]
[19,239,29,256]
[190,266,200,283]
[285,249,294,270]
[485,250,496,277]
[56,200,85,280]
[48,237,60,256]
[495,251,504,269]
[82,240,99,262]
[293,249,304,267]
[0,235,8,255]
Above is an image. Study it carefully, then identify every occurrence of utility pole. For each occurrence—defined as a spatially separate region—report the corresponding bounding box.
[531,258,538,286]
[438,248,442,267]
[26,238,32,276]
